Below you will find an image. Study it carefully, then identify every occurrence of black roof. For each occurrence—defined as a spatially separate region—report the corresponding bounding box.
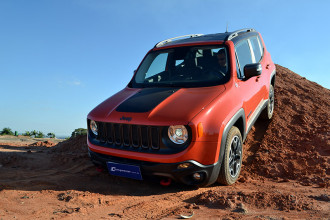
[155,28,258,48]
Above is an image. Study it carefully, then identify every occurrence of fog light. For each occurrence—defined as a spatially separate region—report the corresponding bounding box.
[177,162,192,169]
[193,172,201,180]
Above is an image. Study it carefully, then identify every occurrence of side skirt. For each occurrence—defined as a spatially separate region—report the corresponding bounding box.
[245,99,268,138]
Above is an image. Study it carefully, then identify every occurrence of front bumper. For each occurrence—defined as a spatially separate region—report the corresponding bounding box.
[88,148,220,186]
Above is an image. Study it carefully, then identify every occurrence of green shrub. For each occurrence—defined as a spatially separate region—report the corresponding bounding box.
[71,128,87,137]
[1,127,14,135]
[47,133,55,138]
[22,131,31,136]
[36,131,44,138]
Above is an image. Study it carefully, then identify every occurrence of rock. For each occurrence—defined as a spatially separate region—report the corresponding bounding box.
[225,199,236,209]
[57,193,73,202]
[233,203,248,214]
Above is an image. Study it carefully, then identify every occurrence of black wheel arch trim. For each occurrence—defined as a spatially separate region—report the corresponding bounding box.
[206,108,246,185]
[270,69,276,87]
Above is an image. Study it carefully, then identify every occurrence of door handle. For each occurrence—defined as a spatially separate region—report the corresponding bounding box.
[266,64,270,69]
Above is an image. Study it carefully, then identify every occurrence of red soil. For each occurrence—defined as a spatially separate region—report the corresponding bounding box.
[0,64,329,219]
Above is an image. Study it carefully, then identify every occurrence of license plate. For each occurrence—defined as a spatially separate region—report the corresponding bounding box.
[106,162,143,180]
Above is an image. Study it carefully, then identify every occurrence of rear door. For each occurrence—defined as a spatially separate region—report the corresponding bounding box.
[250,34,272,99]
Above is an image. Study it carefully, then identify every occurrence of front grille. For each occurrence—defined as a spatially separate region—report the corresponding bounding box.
[95,122,162,150]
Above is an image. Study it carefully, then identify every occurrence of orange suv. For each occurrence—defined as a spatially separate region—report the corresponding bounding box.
[87,28,276,186]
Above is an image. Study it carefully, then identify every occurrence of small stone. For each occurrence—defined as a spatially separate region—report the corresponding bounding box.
[238,177,245,183]
[57,193,66,201]
[233,203,248,214]
[225,199,236,209]
[65,196,73,202]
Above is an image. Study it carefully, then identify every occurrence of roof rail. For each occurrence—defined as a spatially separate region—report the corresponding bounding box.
[225,28,256,41]
[154,34,204,48]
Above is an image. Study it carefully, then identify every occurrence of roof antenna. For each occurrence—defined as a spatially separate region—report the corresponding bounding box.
[226,22,229,33]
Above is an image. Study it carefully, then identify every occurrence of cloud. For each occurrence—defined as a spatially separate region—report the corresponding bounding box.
[56,79,83,87]
[72,80,81,86]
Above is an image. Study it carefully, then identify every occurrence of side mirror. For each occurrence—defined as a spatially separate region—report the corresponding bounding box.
[133,70,137,74]
[244,63,262,78]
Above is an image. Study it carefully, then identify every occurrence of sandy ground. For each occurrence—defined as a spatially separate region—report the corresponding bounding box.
[0,64,329,219]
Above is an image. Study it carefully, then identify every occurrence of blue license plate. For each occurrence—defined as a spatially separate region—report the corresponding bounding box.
[106,162,143,180]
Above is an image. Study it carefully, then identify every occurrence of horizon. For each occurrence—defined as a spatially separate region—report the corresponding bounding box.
[1,0,329,136]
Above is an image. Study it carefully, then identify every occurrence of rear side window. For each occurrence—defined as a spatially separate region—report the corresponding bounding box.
[235,40,253,79]
[250,36,263,62]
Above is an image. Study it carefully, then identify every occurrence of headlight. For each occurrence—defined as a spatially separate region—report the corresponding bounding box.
[168,125,188,144]
[90,120,98,136]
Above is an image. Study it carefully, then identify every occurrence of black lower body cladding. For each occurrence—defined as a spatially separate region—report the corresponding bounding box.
[88,149,220,186]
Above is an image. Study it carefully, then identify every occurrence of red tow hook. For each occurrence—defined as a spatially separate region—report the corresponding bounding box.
[96,166,104,172]
[160,178,172,186]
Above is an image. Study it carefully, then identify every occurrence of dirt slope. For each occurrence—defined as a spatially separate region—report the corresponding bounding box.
[242,65,330,187]
[0,64,329,219]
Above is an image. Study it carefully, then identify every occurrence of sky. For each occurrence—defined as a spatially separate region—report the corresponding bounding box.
[0,0,329,137]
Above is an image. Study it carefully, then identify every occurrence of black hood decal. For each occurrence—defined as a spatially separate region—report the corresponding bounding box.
[116,88,179,113]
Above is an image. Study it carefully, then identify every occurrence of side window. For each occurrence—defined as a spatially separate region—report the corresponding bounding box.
[235,40,253,79]
[145,53,168,78]
[250,36,262,62]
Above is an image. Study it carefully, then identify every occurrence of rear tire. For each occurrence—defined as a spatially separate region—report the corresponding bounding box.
[217,126,243,185]
[261,84,274,120]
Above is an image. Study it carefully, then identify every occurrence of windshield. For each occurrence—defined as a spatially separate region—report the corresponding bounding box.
[131,46,230,88]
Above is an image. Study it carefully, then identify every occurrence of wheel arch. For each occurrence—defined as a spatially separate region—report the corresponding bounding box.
[204,108,246,186]
[270,69,276,87]
[218,108,246,168]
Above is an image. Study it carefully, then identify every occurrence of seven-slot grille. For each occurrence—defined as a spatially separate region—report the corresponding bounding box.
[95,122,162,150]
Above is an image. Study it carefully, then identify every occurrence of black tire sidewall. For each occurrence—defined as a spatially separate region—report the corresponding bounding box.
[267,84,274,119]
[217,126,243,185]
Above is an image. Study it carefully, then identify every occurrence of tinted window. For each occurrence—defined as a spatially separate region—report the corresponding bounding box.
[145,53,168,78]
[250,36,262,62]
[132,46,230,88]
[235,40,253,79]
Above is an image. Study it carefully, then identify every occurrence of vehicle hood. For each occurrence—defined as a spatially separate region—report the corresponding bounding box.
[88,86,226,125]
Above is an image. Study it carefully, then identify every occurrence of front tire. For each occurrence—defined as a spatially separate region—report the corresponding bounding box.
[217,126,243,185]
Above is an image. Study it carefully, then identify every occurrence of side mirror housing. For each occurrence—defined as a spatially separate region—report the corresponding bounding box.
[244,63,262,78]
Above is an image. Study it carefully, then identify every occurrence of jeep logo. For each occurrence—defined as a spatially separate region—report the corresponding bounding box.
[120,116,132,122]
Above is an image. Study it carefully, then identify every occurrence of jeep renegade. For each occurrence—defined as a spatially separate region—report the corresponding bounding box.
[87,28,276,186]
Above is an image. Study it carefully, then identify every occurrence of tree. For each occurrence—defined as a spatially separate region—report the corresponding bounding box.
[1,127,14,135]
[30,130,38,137]
[36,131,44,138]
[71,128,87,137]
[47,132,55,138]
[22,131,31,136]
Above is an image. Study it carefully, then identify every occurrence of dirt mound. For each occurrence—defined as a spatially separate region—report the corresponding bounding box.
[29,141,56,147]
[51,135,88,153]
[242,64,330,186]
